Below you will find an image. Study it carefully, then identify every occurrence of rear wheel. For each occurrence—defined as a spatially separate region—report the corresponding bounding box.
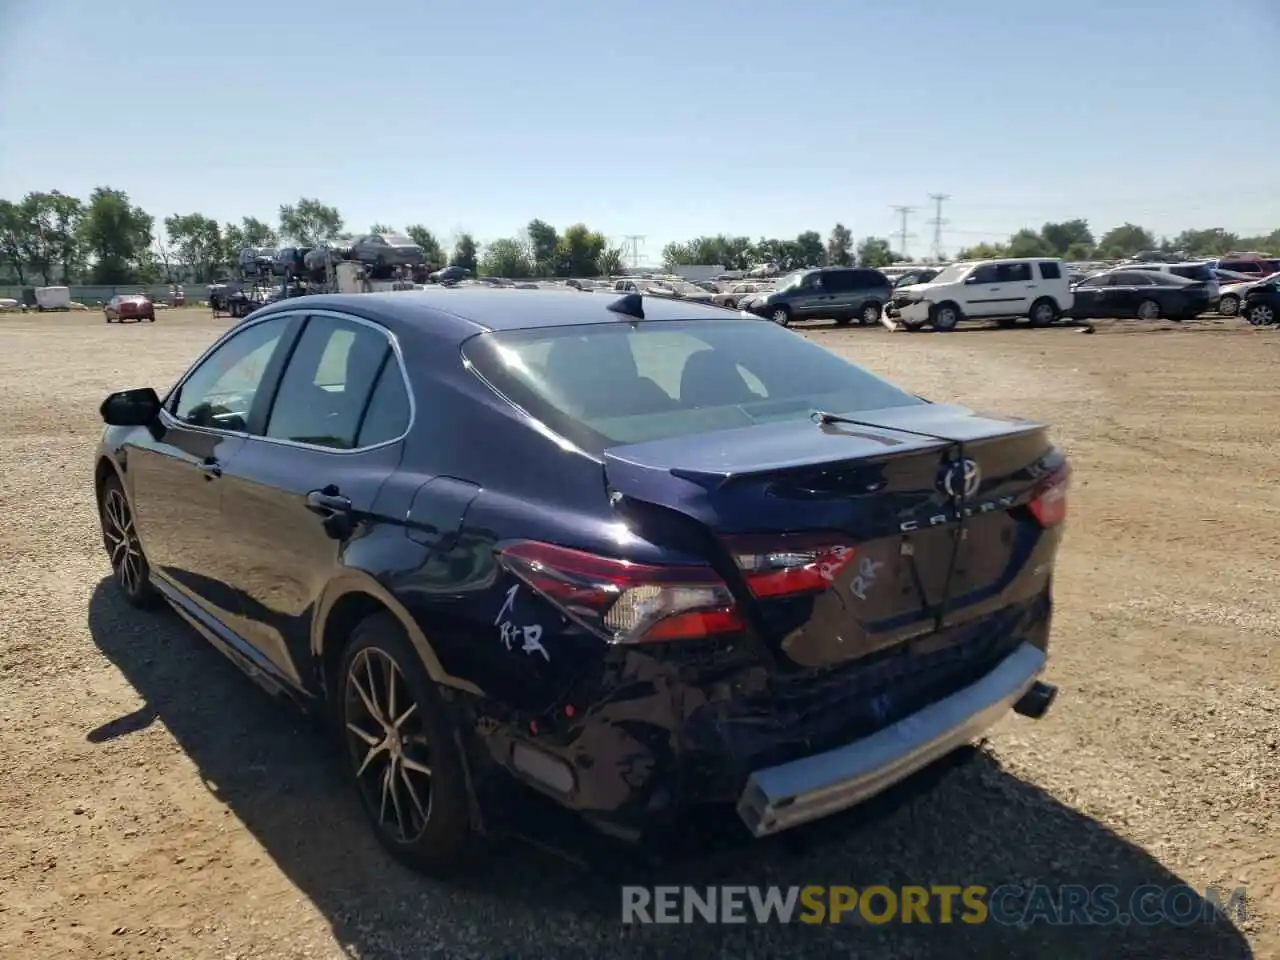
[859,301,882,325]
[339,613,477,876]
[1136,299,1161,321]
[99,475,160,608]
[1217,294,1240,317]
[770,306,791,327]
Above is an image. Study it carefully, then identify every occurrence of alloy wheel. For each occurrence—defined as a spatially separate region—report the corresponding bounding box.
[102,488,144,596]
[1032,302,1056,325]
[343,647,434,844]
[1219,296,1238,316]
[862,303,880,324]
[1137,300,1160,321]
[772,309,789,326]
[1249,304,1274,326]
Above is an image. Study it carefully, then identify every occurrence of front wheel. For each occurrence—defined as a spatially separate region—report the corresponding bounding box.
[930,302,961,332]
[1246,302,1275,326]
[1217,295,1239,317]
[339,613,478,876]
[859,302,882,325]
[770,307,791,327]
[1136,299,1161,321]
[99,475,160,608]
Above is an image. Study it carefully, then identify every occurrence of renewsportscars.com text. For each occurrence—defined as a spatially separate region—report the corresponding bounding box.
[620,884,1248,926]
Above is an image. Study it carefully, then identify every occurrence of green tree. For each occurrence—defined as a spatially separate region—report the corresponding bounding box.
[48,192,86,283]
[451,233,479,273]
[480,237,534,277]
[79,187,154,283]
[557,223,607,276]
[1171,228,1239,258]
[0,200,28,284]
[597,245,625,276]
[278,197,344,245]
[1006,228,1053,258]
[754,238,803,271]
[1095,223,1155,259]
[953,241,1008,260]
[526,219,559,276]
[405,224,446,267]
[16,192,59,284]
[856,237,898,268]
[164,212,224,282]
[826,223,854,267]
[793,230,825,267]
[1039,219,1094,257]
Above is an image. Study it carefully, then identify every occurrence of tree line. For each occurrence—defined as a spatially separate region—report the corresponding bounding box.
[2,186,1277,287]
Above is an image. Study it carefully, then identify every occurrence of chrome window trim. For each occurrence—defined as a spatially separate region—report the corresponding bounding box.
[159,307,416,455]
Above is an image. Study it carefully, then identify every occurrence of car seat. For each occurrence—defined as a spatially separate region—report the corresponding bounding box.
[679,349,760,408]
[544,336,675,419]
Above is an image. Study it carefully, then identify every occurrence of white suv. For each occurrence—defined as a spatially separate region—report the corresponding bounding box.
[888,257,1073,331]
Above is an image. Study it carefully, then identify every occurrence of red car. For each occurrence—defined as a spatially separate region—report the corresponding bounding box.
[104,295,156,323]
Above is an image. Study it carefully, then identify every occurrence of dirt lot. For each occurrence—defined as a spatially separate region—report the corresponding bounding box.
[1,307,1277,959]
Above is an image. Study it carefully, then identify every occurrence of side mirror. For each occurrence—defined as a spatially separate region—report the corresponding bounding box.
[100,387,161,426]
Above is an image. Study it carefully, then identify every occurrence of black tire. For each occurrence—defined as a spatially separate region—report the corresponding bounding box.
[930,301,962,332]
[1217,295,1239,317]
[1246,302,1275,326]
[1136,299,1161,321]
[1028,298,1058,327]
[769,305,791,327]
[859,301,882,326]
[338,612,478,876]
[99,474,160,608]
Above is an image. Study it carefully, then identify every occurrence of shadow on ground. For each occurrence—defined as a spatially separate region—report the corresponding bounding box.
[87,579,1253,960]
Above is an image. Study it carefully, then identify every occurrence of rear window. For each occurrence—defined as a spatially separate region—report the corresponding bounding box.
[462,319,923,454]
[1169,264,1212,281]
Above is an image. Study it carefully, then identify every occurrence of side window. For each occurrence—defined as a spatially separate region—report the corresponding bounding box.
[821,270,852,293]
[1078,275,1111,288]
[264,315,393,449]
[968,264,1000,284]
[171,315,291,431]
[857,269,888,288]
[356,359,412,447]
[1038,261,1062,280]
[996,262,1032,283]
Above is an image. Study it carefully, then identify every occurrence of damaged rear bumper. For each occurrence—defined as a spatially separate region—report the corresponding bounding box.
[735,642,1047,837]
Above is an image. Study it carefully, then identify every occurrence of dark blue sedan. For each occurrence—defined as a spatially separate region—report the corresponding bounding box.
[94,287,1069,874]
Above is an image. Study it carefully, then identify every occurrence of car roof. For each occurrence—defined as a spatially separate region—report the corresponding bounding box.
[257,288,750,340]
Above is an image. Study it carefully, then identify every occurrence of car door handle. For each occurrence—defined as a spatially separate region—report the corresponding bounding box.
[305,488,352,514]
[199,457,222,479]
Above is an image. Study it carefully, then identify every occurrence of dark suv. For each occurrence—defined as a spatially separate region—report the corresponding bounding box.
[745,267,892,327]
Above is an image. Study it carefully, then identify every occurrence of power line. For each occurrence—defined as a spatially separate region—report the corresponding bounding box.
[622,235,645,270]
[890,206,917,259]
[927,193,950,259]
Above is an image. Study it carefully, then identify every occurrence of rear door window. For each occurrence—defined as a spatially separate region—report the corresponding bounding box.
[996,262,1032,283]
[1038,261,1062,280]
[820,270,853,293]
[462,318,923,454]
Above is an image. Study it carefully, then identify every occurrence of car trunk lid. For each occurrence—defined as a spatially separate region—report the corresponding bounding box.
[603,404,1062,669]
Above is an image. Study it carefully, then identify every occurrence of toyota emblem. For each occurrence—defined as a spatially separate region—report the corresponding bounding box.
[942,459,981,498]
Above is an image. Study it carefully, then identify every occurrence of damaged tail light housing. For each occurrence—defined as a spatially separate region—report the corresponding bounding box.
[497,541,745,644]
[722,532,859,599]
[1029,463,1070,527]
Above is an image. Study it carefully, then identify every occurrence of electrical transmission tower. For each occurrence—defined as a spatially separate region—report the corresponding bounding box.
[891,206,917,260]
[927,194,950,260]
[622,235,646,270]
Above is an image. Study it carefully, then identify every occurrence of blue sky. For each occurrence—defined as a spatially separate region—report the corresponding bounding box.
[2,0,1278,261]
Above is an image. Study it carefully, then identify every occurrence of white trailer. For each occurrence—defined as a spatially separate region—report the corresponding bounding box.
[35,286,71,311]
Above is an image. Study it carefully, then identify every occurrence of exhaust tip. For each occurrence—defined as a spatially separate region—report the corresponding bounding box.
[1013,681,1058,720]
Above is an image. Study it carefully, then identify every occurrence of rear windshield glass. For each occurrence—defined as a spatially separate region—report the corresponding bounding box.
[461,318,923,454]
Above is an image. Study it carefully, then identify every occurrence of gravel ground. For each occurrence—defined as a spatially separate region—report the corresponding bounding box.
[1,308,1276,959]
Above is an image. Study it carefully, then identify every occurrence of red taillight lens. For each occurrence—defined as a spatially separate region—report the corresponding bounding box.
[722,532,859,599]
[1029,464,1070,527]
[496,541,744,644]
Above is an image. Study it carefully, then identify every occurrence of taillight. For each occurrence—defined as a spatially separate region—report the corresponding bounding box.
[722,532,859,599]
[1029,464,1070,527]
[497,541,744,644]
